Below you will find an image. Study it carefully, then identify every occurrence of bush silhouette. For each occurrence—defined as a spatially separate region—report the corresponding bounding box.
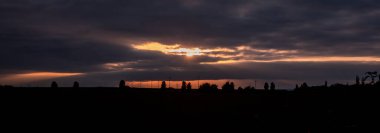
[73,81,79,88]
[51,81,58,88]
[119,80,126,88]
[161,81,167,90]
[245,86,254,90]
[270,82,275,90]
[264,82,269,90]
[181,81,186,91]
[243,86,255,93]
[187,82,192,91]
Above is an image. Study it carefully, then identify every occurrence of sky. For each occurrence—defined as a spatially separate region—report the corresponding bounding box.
[1,0,380,88]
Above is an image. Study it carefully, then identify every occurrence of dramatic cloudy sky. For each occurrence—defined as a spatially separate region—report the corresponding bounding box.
[1,0,380,88]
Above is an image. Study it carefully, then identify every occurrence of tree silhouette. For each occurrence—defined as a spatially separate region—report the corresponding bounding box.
[222,82,230,90]
[119,80,126,88]
[324,81,328,87]
[222,81,234,93]
[264,82,269,90]
[161,81,167,90]
[362,71,378,85]
[300,82,308,89]
[73,81,79,88]
[270,82,275,90]
[199,83,218,93]
[199,83,211,92]
[181,81,186,91]
[230,82,235,90]
[51,81,58,88]
[244,86,254,90]
[295,84,299,90]
[187,82,192,90]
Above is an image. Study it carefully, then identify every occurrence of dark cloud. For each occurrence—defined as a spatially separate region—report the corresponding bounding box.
[1,0,380,87]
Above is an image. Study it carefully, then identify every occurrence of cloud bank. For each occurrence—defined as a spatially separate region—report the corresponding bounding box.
[1,0,380,88]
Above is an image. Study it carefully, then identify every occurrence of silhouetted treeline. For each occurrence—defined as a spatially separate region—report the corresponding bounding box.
[2,71,380,94]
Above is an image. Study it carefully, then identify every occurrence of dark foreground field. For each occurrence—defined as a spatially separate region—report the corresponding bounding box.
[0,87,379,132]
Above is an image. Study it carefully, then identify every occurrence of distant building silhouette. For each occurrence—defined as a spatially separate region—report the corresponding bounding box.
[51,81,58,88]
[187,82,192,90]
[73,81,79,88]
[181,81,186,91]
[264,82,269,90]
[119,80,126,88]
[270,82,275,90]
[161,81,167,90]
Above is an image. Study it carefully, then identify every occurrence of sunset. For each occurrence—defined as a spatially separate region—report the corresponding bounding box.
[0,0,379,132]
[1,0,380,88]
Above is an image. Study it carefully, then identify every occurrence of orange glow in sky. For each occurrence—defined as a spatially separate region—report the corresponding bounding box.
[0,72,83,85]
[132,42,380,64]
[131,42,235,57]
